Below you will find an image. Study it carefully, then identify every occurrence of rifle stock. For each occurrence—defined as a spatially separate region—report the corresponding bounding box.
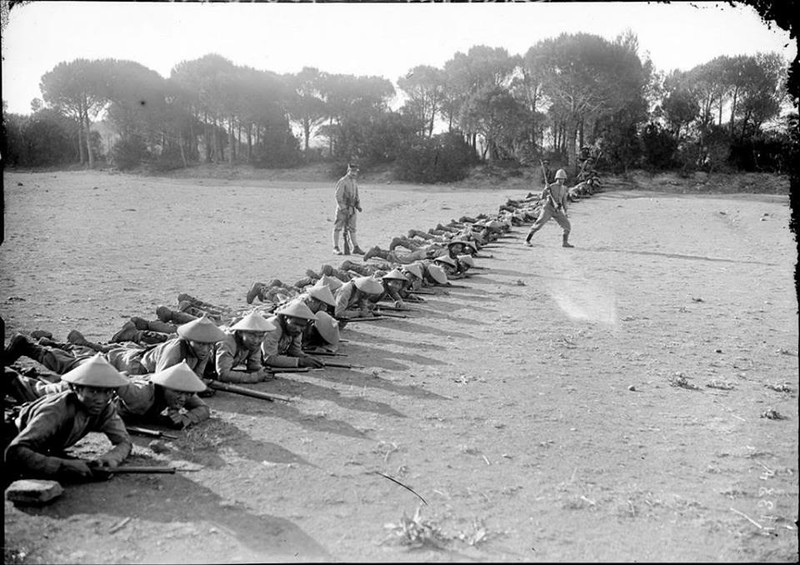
[207,381,292,402]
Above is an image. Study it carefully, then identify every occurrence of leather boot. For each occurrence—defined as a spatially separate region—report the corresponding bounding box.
[562,233,574,248]
[111,321,141,344]
[138,331,170,345]
[247,282,266,304]
[4,334,35,365]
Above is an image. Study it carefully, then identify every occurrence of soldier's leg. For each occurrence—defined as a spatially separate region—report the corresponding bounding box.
[347,214,364,254]
[552,212,573,247]
[333,208,348,253]
[524,207,553,245]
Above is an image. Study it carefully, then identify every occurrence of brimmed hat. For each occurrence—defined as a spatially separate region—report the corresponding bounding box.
[230,312,276,332]
[314,311,340,346]
[462,240,478,252]
[62,354,129,388]
[446,239,467,248]
[426,264,448,285]
[402,263,424,279]
[381,268,407,282]
[276,300,317,321]
[458,254,475,268]
[353,276,383,295]
[308,283,336,307]
[177,314,227,343]
[319,274,344,292]
[433,254,457,268]
[150,361,206,393]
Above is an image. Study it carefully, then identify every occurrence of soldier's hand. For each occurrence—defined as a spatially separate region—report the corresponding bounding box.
[166,410,187,429]
[87,459,115,481]
[297,356,324,369]
[60,459,94,479]
[393,300,405,309]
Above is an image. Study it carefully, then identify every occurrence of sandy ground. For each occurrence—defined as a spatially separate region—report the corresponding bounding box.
[2,169,798,563]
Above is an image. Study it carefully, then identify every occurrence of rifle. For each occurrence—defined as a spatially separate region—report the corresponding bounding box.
[539,159,560,210]
[88,462,177,479]
[206,380,293,402]
[303,349,347,357]
[342,315,389,322]
[266,366,311,374]
[323,361,365,369]
[374,305,416,312]
[444,283,470,289]
[343,226,351,255]
[372,310,409,318]
[126,426,178,440]
[408,289,435,295]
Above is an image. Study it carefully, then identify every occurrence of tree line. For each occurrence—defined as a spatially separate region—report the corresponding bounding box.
[1,31,793,182]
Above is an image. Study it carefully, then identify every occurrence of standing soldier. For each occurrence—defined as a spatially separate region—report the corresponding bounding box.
[332,163,365,256]
[524,168,574,248]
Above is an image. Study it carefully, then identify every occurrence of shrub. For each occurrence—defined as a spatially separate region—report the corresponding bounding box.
[394,132,478,184]
[111,136,149,171]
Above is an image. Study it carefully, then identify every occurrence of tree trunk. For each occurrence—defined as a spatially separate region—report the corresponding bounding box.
[228,117,235,164]
[84,105,95,169]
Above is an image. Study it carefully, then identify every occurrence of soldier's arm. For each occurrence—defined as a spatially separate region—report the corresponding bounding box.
[95,409,133,467]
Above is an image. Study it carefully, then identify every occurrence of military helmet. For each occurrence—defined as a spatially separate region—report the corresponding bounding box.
[62,354,129,388]
[177,314,227,343]
[426,264,448,285]
[319,274,344,292]
[353,276,383,295]
[402,263,424,279]
[457,254,475,268]
[230,312,277,332]
[381,268,408,282]
[307,283,336,307]
[313,311,340,346]
[433,254,457,268]
[555,169,568,180]
[150,361,206,393]
[276,300,317,321]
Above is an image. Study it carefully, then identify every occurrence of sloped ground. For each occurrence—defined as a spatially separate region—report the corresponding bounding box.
[2,168,797,563]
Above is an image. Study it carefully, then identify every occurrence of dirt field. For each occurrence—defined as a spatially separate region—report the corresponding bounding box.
[2,167,797,563]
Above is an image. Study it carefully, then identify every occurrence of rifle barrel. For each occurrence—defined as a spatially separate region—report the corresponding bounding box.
[109,466,176,474]
[207,381,292,402]
[127,426,178,440]
[343,316,389,322]
[324,361,365,369]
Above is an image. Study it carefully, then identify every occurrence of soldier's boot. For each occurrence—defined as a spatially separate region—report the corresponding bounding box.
[245,282,264,304]
[146,320,177,334]
[349,233,364,256]
[319,265,335,277]
[562,233,574,248]
[408,229,434,241]
[332,229,343,255]
[4,334,36,365]
[67,330,114,353]
[138,331,170,345]
[177,293,222,313]
[294,277,316,289]
[159,304,198,324]
[459,216,478,224]
[110,321,142,344]
[177,301,211,321]
[30,330,53,340]
[340,261,370,276]
[388,236,404,251]
[362,246,381,261]
[524,227,539,247]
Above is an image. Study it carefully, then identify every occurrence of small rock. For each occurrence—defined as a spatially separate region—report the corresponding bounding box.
[628,385,636,391]
[17,182,23,186]
[6,479,64,505]
[715,349,722,353]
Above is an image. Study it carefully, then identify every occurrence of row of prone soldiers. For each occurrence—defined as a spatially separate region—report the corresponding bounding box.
[1,210,517,487]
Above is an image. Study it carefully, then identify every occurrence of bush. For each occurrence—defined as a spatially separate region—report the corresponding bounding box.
[394,132,478,184]
[640,122,677,170]
[111,136,149,171]
[252,127,302,168]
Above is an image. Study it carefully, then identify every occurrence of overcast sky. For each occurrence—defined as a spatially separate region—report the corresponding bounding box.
[1,1,795,115]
